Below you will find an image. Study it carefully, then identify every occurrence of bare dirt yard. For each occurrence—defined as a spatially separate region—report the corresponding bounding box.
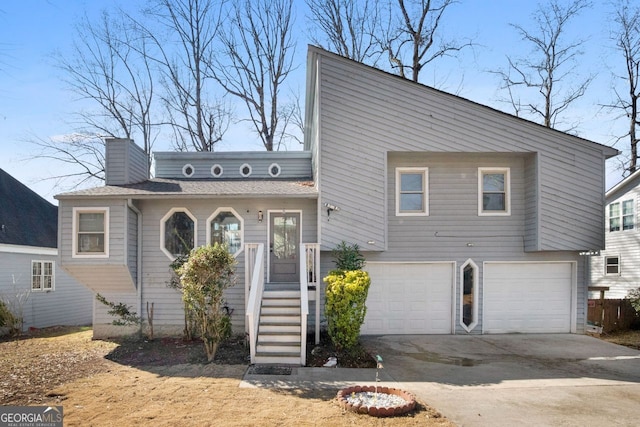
[0,327,453,426]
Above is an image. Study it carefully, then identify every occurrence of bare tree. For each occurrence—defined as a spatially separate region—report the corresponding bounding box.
[493,0,593,130]
[46,10,156,185]
[380,0,471,82]
[214,0,296,151]
[143,0,232,152]
[607,0,640,174]
[306,0,381,64]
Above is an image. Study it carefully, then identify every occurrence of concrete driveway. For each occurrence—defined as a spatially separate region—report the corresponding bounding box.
[360,334,640,426]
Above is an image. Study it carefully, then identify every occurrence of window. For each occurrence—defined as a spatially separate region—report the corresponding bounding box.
[73,208,109,257]
[32,260,54,291]
[605,256,620,275]
[268,163,281,177]
[207,208,244,256]
[479,168,510,216]
[239,163,252,177]
[211,164,223,177]
[460,259,478,332]
[161,208,197,260]
[609,200,634,232]
[182,164,195,177]
[396,167,428,216]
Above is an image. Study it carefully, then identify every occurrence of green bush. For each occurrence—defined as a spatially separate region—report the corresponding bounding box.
[324,269,371,351]
[177,244,237,362]
[628,287,640,313]
[331,241,365,271]
[0,299,19,334]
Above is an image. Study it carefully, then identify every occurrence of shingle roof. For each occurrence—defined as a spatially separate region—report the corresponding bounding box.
[55,178,318,199]
[0,169,58,248]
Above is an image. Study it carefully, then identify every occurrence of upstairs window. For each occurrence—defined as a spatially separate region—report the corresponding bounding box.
[73,208,109,257]
[396,167,429,216]
[32,260,54,291]
[609,200,634,232]
[161,208,197,260]
[207,208,244,256]
[479,168,510,216]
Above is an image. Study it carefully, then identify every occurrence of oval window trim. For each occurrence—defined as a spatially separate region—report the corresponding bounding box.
[211,164,224,178]
[239,163,252,177]
[268,163,281,178]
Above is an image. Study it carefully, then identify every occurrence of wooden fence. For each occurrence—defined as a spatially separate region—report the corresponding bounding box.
[587,299,639,333]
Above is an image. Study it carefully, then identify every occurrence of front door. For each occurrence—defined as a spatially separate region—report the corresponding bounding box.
[270,212,300,282]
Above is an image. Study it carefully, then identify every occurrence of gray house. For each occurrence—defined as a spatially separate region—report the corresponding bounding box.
[590,170,640,299]
[56,46,617,364]
[0,169,92,332]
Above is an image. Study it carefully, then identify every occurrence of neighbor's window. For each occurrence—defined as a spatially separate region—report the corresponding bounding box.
[479,167,510,216]
[605,256,620,275]
[609,200,634,232]
[207,208,244,256]
[396,167,429,216]
[161,208,197,259]
[73,208,109,257]
[32,260,54,291]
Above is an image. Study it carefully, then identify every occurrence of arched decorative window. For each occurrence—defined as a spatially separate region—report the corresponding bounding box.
[460,259,479,332]
[207,208,244,257]
[161,208,197,260]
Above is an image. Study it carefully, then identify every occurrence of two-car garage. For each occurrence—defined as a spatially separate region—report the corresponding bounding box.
[361,261,575,335]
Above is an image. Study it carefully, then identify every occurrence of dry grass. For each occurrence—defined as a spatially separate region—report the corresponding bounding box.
[598,329,640,350]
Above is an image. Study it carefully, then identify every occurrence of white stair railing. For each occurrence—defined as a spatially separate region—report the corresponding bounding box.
[245,243,264,364]
[303,243,321,347]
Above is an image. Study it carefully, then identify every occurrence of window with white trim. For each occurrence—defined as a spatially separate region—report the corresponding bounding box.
[608,199,634,232]
[207,208,244,257]
[479,168,510,216]
[73,208,109,257]
[605,256,620,275]
[32,260,54,291]
[396,167,429,216]
[161,208,197,259]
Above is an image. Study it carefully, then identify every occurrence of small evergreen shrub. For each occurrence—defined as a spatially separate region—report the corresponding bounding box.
[628,287,640,313]
[0,299,20,335]
[324,241,370,351]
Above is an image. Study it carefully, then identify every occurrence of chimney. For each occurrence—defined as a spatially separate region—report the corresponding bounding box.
[105,138,150,185]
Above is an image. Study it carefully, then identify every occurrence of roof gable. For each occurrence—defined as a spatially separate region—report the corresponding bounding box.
[0,169,58,248]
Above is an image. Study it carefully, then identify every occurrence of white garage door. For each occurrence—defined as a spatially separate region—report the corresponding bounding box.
[361,263,454,334]
[484,262,574,333]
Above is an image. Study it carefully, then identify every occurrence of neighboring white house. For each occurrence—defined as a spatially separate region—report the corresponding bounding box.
[55,46,618,365]
[590,169,640,299]
[0,169,92,332]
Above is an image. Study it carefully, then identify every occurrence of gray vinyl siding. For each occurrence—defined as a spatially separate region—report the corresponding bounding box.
[309,47,612,253]
[132,197,317,334]
[127,206,138,287]
[105,138,149,185]
[0,252,92,330]
[154,152,312,180]
[590,185,640,299]
[524,155,539,251]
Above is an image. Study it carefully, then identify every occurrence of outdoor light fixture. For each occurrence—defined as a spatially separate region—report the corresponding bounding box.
[323,202,340,221]
[258,210,263,223]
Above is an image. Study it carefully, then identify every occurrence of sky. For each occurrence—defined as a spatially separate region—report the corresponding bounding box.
[0,0,631,204]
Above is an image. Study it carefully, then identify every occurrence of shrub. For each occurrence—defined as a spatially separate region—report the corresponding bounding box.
[628,287,640,313]
[324,242,371,352]
[0,299,20,336]
[177,244,237,362]
[95,293,142,327]
[331,241,365,271]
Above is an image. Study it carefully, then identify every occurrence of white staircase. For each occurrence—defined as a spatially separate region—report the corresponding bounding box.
[254,285,302,364]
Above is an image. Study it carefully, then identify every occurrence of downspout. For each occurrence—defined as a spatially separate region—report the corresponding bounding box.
[127,199,143,326]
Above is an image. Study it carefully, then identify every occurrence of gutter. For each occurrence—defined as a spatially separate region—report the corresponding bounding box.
[127,199,143,328]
